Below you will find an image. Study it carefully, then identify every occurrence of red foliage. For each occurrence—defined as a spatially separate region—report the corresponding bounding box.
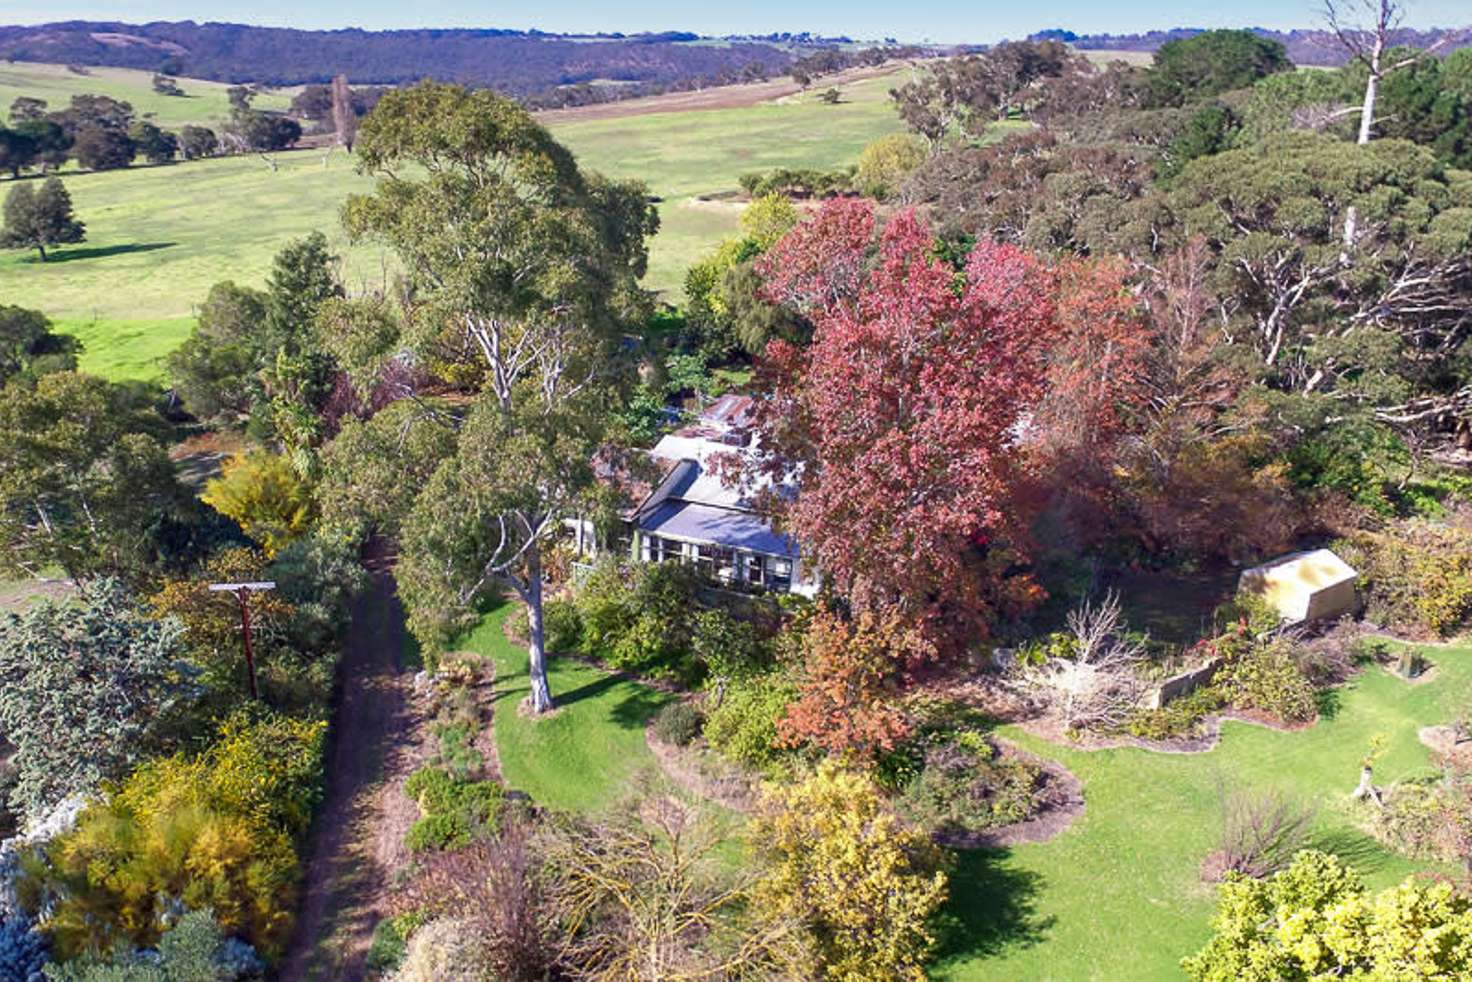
[1031,255,1152,459]
[1022,255,1155,548]
[749,209,1055,664]
[754,197,874,316]
[777,609,916,759]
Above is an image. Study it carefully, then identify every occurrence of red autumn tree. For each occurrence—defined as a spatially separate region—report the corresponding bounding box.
[754,197,874,316]
[777,609,918,759]
[747,207,1057,670]
[1024,254,1155,547]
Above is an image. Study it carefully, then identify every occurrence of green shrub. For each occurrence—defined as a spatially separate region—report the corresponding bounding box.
[704,672,798,771]
[1335,521,1472,636]
[403,766,503,852]
[1125,686,1227,741]
[407,811,471,852]
[897,734,1044,835]
[574,558,700,680]
[693,608,770,680]
[652,702,705,746]
[366,911,428,974]
[1218,637,1318,723]
[544,598,583,653]
[434,720,483,782]
[1372,776,1471,863]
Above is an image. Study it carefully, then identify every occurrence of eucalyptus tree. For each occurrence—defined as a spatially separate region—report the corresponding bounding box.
[337,81,657,712]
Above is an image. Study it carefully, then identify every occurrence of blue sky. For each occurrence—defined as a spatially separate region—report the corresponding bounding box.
[4,1,1469,44]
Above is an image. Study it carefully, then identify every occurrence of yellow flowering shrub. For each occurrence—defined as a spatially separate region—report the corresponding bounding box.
[749,761,949,981]
[39,711,324,960]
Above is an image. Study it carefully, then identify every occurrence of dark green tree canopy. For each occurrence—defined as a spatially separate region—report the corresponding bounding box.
[0,372,187,581]
[167,281,270,426]
[341,80,659,711]
[0,304,81,385]
[1148,30,1293,106]
[1,177,85,261]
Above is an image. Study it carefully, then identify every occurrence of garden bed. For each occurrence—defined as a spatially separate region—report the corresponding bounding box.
[645,724,761,814]
[933,746,1085,850]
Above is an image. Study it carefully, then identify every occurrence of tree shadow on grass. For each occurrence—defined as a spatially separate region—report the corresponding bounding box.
[1309,826,1397,875]
[26,242,177,264]
[609,686,670,729]
[932,847,1054,971]
[553,671,628,710]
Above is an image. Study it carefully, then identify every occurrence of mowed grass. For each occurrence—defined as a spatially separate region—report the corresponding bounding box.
[938,641,1472,980]
[1,70,919,381]
[460,606,672,814]
[0,62,293,128]
[459,605,1472,979]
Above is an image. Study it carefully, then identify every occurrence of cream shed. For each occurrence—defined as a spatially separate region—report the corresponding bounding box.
[1237,548,1359,624]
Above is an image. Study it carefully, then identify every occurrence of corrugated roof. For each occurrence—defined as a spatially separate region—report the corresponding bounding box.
[640,501,798,558]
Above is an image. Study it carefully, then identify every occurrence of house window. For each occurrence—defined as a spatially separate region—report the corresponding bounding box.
[745,553,765,587]
[770,557,793,592]
[642,535,681,564]
[695,544,737,582]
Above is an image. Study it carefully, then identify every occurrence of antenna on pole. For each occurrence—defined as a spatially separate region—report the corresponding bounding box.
[208,581,276,699]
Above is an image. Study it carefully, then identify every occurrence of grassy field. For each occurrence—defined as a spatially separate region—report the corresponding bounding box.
[0,62,293,128]
[1,69,914,381]
[464,606,1472,980]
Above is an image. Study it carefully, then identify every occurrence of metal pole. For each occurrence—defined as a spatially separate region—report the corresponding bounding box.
[239,588,259,699]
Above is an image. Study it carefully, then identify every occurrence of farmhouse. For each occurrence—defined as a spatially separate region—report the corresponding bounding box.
[575,395,815,595]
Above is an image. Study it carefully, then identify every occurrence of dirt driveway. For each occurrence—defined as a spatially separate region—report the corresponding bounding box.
[279,567,432,981]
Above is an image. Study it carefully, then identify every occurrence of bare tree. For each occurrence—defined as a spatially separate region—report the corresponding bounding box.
[330,73,357,153]
[1321,0,1463,146]
[1204,788,1317,880]
[542,791,804,979]
[1321,1,1466,249]
[1026,591,1148,732]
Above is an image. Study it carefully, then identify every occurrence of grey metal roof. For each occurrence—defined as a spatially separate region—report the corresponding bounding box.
[639,501,798,558]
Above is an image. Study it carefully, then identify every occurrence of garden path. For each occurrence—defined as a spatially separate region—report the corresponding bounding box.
[279,564,430,981]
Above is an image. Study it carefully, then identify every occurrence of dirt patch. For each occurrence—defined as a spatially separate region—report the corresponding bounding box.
[935,749,1086,850]
[279,567,420,982]
[0,577,73,613]
[534,63,906,123]
[645,726,760,814]
[1420,725,1472,764]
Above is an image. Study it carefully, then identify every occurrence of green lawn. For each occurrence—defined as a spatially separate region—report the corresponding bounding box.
[461,606,1471,980]
[1,71,914,382]
[938,641,1472,980]
[460,607,673,814]
[0,62,293,129]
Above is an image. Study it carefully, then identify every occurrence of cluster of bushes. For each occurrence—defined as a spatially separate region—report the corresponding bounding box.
[44,909,265,981]
[702,671,800,771]
[1183,850,1472,979]
[1369,759,1471,866]
[403,767,505,853]
[1212,630,1318,725]
[884,701,1049,836]
[737,166,855,199]
[1335,519,1472,637]
[1116,609,1340,741]
[0,232,365,977]
[22,711,325,961]
[382,767,949,981]
[552,558,778,688]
